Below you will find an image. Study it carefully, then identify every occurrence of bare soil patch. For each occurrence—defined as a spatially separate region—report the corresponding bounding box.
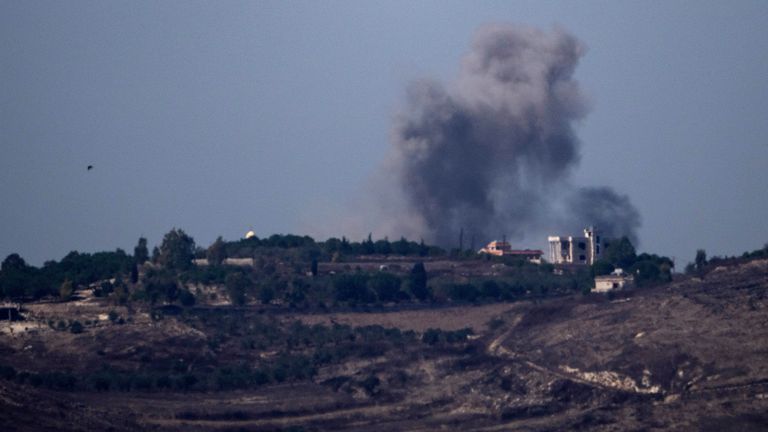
[288,302,518,333]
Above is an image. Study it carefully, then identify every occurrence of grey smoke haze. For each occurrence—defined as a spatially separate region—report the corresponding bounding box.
[564,187,641,245]
[384,24,640,246]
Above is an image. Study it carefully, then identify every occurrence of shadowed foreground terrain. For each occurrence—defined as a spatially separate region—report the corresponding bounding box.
[2,259,768,431]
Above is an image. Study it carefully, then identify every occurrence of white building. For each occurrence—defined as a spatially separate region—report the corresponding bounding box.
[593,269,634,292]
[547,226,603,265]
[193,257,255,267]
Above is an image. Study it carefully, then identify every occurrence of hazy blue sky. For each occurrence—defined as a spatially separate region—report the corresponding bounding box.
[2,1,767,267]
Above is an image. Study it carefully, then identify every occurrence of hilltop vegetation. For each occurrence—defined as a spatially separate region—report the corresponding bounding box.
[0,229,689,309]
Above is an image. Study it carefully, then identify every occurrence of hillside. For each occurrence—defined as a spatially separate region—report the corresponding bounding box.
[1,259,767,431]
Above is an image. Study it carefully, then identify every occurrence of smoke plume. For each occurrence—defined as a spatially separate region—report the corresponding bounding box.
[383,24,640,246]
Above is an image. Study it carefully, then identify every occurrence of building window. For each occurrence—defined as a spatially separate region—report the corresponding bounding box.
[596,245,600,254]
[579,255,586,261]
[596,236,601,243]
[578,242,586,250]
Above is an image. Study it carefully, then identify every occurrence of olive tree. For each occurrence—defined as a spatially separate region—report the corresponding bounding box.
[158,228,196,271]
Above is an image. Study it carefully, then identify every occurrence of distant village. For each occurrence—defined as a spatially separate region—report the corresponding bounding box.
[476,226,634,293]
[190,226,634,294]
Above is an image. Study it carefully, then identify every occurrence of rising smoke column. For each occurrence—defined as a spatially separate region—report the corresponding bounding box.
[565,186,641,245]
[389,24,640,246]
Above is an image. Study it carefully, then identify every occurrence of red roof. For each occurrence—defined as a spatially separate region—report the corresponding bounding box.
[506,250,543,256]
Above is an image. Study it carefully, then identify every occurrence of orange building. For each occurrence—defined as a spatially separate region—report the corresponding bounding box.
[479,240,511,256]
[478,241,543,262]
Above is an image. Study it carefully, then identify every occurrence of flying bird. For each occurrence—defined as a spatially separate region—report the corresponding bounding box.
[87,165,93,171]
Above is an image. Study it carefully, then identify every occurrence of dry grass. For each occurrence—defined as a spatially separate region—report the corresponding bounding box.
[286,302,519,333]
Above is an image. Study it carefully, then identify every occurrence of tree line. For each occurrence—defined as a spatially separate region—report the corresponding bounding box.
[5,228,755,304]
[591,236,674,287]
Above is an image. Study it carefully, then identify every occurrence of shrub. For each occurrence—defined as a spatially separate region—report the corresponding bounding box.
[91,374,112,391]
[225,273,250,306]
[422,328,441,345]
[360,375,380,395]
[99,281,114,296]
[480,280,501,299]
[179,289,196,307]
[41,372,77,391]
[487,317,505,330]
[409,262,429,301]
[59,279,74,300]
[0,365,17,380]
[367,272,402,303]
[448,283,479,303]
[259,284,275,305]
[69,320,84,334]
[333,274,374,303]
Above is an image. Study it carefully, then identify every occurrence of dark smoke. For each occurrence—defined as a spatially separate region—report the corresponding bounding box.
[387,24,640,246]
[565,187,641,245]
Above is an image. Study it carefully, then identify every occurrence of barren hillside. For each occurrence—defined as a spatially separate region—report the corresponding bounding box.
[1,259,767,431]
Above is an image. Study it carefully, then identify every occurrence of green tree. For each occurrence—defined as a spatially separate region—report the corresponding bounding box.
[0,254,31,299]
[206,236,227,266]
[448,283,479,303]
[59,279,74,300]
[418,239,429,256]
[374,239,392,255]
[333,273,374,303]
[1,253,27,272]
[603,237,637,269]
[179,289,196,306]
[158,228,196,270]
[129,262,139,283]
[134,237,149,264]
[422,328,441,345]
[310,258,318,277]
[409,262,430,301]
[95,281,114,297]
[143,270,177,304]
[480,280,501,299]
[362,233,375,255]
[631,260,661,287]
[591,260,615,277]
[225,273,249,306]
[109,283,129,305]
[367,272,402,303]
[285,278,307,305]
[695,249,707,270]
[360,375,380,396]
[392,237,410,255]
[259,284,275,305]
[69,320,84,334]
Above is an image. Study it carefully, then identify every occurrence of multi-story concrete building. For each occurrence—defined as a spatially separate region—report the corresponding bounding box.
[547,226,602,265]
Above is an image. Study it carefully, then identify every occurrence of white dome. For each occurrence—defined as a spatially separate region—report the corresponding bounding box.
[244,230,256,239]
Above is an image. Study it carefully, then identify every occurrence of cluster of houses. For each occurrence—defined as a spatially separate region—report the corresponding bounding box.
[200,228,632,293]
[478,226,634,293]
